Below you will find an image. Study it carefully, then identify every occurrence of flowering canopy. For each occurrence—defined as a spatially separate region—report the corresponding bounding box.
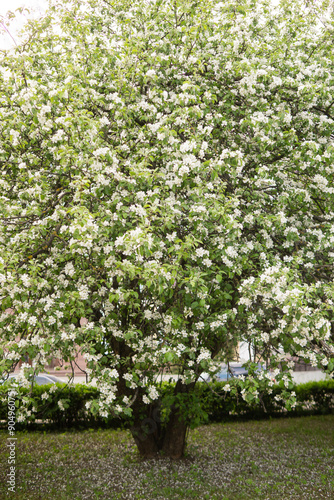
[1,0,334,426]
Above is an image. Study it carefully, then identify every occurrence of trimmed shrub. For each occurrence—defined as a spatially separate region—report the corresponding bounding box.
[197,379,334,422]
[0,379,333,429]
[0,383,124,429]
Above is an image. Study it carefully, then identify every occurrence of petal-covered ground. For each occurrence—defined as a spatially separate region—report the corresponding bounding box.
[0,415,333,499]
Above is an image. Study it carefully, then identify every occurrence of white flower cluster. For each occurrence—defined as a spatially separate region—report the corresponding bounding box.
[0,0,333,422]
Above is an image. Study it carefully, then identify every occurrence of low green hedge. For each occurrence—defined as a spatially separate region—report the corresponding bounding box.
[197,379,334,422]
[0,379,333,429]
[0,383,112,430]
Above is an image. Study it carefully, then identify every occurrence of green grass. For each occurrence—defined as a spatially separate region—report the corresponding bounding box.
[0,415,333,499]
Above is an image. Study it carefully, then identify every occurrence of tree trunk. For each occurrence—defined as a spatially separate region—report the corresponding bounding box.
[160,408,188,459]
[130,405,188,459]
[130,410,161,458]
[130,380,195,459]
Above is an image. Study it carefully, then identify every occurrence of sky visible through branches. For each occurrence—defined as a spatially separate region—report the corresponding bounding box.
[0,0,46,49]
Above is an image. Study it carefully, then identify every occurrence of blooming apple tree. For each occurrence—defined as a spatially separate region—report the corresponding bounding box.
[0,0,334,457]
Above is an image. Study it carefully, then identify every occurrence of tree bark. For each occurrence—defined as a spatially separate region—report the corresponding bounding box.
[130,380,195,459]
[160,408,188,459]
[130,422,160,458]
[130,406,188,459]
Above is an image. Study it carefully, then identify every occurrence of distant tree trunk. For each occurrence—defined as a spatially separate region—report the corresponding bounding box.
[130,380,195,459]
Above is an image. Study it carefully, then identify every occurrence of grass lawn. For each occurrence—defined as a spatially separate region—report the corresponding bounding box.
[0,415,333,500]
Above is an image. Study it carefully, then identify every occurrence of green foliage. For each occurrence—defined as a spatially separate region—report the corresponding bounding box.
[199,379,334,422]
[1,380,333,429]
[0,383,123,429]
[159,384,209,428]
